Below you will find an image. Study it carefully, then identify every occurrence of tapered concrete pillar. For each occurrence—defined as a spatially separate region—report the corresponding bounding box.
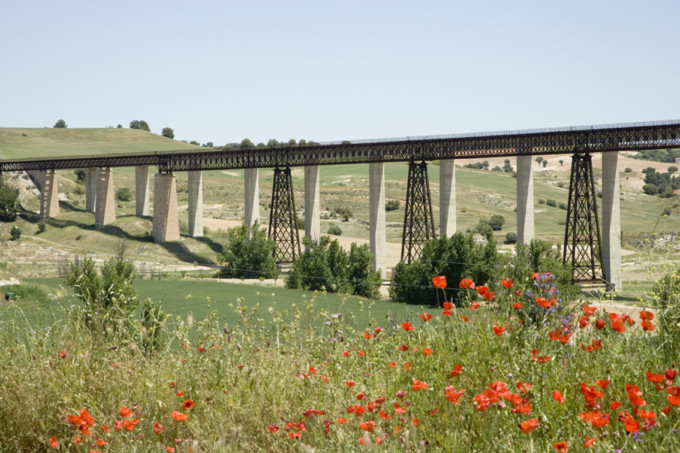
[152,173,180,242]
[602,152,622,291]
[86,168,98,213]
[369,162,387,278]
[187,170,203,237]
[244,168,259,229]
[304,165,320,243]
[39,170,59,219]
[95,167,116,228]
[516,155,534,244]
[439,159,456,237]
[135,166,150,216]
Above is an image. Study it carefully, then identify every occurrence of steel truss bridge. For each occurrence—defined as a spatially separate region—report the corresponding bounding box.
[1,120,679,173]
[2,119,679,286]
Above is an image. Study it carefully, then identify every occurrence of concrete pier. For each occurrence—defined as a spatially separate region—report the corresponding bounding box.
[135,166,150,216]
[516,155,534,244]
[187,170,203,237]
[94,167,115,228]
[39,170,59,219]
[244,168,259,230]
[152,173,180,242]
[601,152,622,291]
[439,159,456,237]
[369,162,387,278]
[304,165,320,243]
[86,168,98,213]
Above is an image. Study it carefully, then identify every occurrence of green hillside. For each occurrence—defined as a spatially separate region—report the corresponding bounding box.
[0,128,200,160]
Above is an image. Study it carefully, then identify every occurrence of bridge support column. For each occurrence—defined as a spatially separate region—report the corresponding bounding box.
[304,165,320,244]
[369,162,387,278]
[40,170,59,219]
[135,166,150,216]
[268,167,301,263]
[95,167,115,228]
[86,168,98,213]
[602,152,622,291]
[516,155,534,244]
[152,173,180,242]
[244,168,259,232]
[187,170,203,237]
[439,159,456,237]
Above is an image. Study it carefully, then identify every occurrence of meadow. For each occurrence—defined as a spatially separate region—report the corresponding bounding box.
[1,272,679,452]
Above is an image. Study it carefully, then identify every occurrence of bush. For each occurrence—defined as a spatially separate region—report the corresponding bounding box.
[559,202,567,210]
[37,221,46,234]
[74,169,87,181]
[333,206,353,220]
[385,200,400,211]
[327,224,342,236]
[10,225,21,240]
[504,232,517,244]
[624,167,632,173]
[389,233,500,306]
[538,199,546,205]
[0,179,19,222]
[115,187,132,202]
[217,223,279,279]
[546,199,557,207]
[473,220,493,240]
[488,214,505,231]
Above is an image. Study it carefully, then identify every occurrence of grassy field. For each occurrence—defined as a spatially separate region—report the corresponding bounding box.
[1,271,679,452]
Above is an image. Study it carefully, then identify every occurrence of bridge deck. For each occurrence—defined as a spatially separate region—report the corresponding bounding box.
[1,120,679,172]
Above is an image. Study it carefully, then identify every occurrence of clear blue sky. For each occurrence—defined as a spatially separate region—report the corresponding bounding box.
[1,0,678,146]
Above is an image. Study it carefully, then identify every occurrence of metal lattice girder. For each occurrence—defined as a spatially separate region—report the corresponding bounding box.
[563,153,603,282]
[401,161,436,263]
[2,120,679,172]
[268,167,301,264]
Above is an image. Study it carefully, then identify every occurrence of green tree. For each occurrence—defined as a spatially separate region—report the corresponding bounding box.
[218,223,279,279]
[161,127,174,139]
[0,179,19,222]
[286,237,350,293]
[488,215,505,231]
[10,225,21,240]
[116,187,132,202]
[347,243,382,299]
[129,120,150,131]
[53,119,67,128]
[240,138,255,149]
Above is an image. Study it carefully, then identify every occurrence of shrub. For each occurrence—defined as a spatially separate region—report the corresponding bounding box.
[0,179,19,222]
[473,220,493,240]
[333,206,353,220]
[558,202,567,210]
[327,224,342,236]
[624,167,632,173]
[504,232,517,244]
[538,199,546,205]
[116,187,132,202]
[385,200,400,211]
[546,199,557,207]
[217,223,279,279]
[10,225,21,240]
[74,169,87,181]
[488,214,505,231]
[37,221,46,234]
[389,233,500,306]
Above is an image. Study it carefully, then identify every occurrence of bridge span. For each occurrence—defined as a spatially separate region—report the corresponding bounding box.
[4,119,680,291]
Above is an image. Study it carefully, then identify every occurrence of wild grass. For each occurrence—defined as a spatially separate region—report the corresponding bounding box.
[1,274,679,452]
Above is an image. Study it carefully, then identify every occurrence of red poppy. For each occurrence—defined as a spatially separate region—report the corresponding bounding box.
[500,279,513,289]
[398,344,409,351]
[175,391,184,397]
[58,351,66,359]
[513,302,522,309]
[153,421,163,435]
[420,313,432,322]
[433,276,447,289]
[442,309,453,316]
[401,322,415,331]
[594,319,606,329]
[443,302,453,309]
[423,348,433,356]
[182,400,195,410]
[445,386,465,405]
[344,380,355,387]
[641,320,655,331]
[336,417,348,424]
[120,406,133,418]
[596,379,610,390]
[96,439,107,446]
[49,437,58,449]
[584,436,596,448]
[492,324,506,336]
[459,315,469,322]
[610,401,621,410]
[552,441,568,452]
[450,364,463,377]
[552,390,565,403]
[171,411,188,422]
[640,310,654,320]
[626,384,646,407]
[470,302,480,310]
[459,278,475,289]
[519,418,539,433]
[646,371,665,384]
[666,369,678,380]
[412,379,428,390]
[359,420,375,432]
[583,305,597,316]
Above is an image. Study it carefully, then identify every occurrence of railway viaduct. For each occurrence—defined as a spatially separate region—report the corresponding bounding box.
[4,120,680,291]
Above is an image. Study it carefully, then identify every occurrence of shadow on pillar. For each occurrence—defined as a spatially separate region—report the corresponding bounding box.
[563,153,604,283]
[268,166,301,264]
[401,161,436,263]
